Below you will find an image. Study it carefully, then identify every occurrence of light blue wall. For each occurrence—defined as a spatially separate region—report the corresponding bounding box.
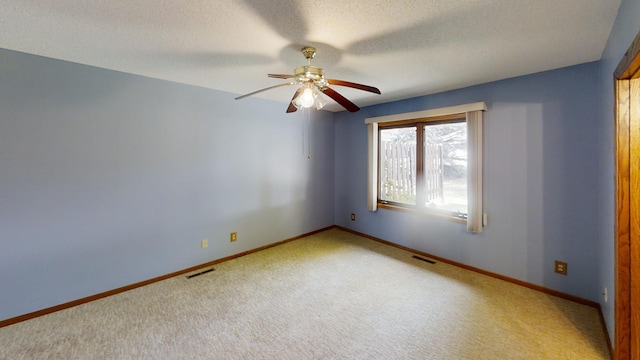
[335,62,602,303]
[0,49,335,321]
[598,0,640,343]
[332,0,636,345]
[2,3,637,340]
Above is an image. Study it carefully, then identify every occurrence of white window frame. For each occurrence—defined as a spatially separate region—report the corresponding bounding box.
[366,102,487,233]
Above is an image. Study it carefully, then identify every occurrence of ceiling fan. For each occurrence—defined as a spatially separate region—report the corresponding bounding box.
[235,46,381,113]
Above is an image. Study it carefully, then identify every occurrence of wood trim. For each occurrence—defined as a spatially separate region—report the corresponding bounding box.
[376,202,467,224]
[0,226,335,328]
[615,29,640,79]
[336,226,601,307]
[1,223,614,355]
[631,76,640,360]
[337,226,613,355]
[615,79,632,360]
[615,28,640,360]
[376,116,469,223]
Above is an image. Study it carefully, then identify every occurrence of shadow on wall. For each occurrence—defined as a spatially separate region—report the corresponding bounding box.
[332,61,602,303]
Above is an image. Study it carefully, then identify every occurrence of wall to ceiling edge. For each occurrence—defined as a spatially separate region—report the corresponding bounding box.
[334,0,638,344]
[1,2,637,339]
[0,48,335,321]
[335,61,602,304]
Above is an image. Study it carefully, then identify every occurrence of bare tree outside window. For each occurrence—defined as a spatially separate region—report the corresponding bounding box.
[378,119,467,217]
[423,122,467,214]
[379,127,416,204]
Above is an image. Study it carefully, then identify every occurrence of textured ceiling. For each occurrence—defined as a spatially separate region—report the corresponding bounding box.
[0,0,622,112]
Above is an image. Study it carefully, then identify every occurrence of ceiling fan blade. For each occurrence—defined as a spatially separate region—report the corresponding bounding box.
[319,86,360,112]
[235,82,296,100]
[326,79,381,94]
[268,74,296,79]
[286,88,303,113]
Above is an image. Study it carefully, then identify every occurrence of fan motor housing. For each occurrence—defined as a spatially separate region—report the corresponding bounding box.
[294,65,324,81]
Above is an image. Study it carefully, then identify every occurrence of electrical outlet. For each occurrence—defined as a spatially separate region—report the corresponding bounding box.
[201,239,208,248]
[554,260,567,275]
[350,213,356,221]
[230,232,237,242]
[603,287,608,303]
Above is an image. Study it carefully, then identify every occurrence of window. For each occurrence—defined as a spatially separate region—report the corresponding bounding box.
[366,102,486,233]
[379,117,468,216]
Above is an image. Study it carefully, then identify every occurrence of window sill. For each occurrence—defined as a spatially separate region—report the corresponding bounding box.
[377,202,467,224]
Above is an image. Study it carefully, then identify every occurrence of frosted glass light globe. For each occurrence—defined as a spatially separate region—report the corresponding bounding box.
[300,88,315,108]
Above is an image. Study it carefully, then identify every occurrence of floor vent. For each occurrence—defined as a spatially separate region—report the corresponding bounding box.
[186,267,215,279]
[412,255,436,264]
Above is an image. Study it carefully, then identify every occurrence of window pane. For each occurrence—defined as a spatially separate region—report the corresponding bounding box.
[423,122,467,214]
[379,127,416,205]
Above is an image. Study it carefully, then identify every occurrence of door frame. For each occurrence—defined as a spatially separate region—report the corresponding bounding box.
[614,29,640,360]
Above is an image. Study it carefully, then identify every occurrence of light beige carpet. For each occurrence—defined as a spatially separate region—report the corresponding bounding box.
[0,228,610,359]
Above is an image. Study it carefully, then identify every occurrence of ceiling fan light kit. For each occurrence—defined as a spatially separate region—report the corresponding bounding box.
[235,46,381,113]
[292,83,326,110]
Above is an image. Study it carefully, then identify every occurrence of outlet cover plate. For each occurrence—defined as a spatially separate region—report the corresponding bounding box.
[554,260,567,275]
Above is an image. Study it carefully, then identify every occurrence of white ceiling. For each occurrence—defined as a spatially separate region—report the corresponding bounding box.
[0,0,622,112]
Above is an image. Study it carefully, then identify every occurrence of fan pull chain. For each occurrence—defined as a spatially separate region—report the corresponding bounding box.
[305,108,311,159]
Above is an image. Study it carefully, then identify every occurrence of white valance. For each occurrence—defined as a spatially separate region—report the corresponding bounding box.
[365,102,487,124]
